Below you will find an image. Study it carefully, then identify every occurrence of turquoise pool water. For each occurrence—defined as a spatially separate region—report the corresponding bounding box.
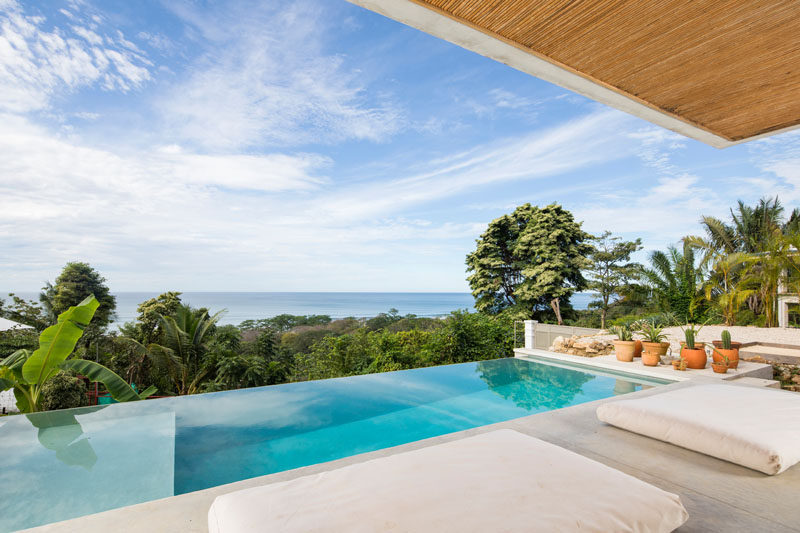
[0,358,663,531]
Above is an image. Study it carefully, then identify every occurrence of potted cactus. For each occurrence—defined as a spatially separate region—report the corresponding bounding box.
[711,355,729,374]
[711,330,739,369]
[610,325,636,362]
[671,358,688,371]
[679,323,707,369]
[712,330,742,350]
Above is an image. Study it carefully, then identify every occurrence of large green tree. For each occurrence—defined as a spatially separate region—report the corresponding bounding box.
[51,262,116,339]
[466,203,592,324]
[585,231,643,329]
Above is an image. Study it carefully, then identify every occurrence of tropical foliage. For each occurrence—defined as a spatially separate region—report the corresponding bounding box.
[3,196,799,414]
[0,296,153,413]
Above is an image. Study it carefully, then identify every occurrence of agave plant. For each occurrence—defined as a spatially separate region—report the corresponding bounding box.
[0,296,155,413]
[639,321,667,343]
[609,324,633,342]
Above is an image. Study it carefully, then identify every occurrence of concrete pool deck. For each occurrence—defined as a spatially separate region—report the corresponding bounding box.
[26,368,799,532]
[514,347,776,384]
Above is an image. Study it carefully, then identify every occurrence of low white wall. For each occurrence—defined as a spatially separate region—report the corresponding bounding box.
[1,389,19,414]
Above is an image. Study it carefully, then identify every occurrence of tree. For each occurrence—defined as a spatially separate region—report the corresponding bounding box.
[687,197,793,320]
[1,293,51,330]
[466,203,592,324]
[51,262,117,340]
[641,243,705,322]
[132,304,224,395]
[585,232,643,328]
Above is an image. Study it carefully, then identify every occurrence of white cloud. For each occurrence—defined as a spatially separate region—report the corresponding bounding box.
[0,0,151,112]
[158,1,403,150]
[489,88,536,110]
[0,109,644,292]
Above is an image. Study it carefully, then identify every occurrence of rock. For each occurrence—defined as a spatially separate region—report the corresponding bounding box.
[548,333,614,358]
[792,375,800,385]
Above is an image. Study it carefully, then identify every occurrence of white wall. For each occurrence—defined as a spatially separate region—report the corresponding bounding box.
[0,389,18,413]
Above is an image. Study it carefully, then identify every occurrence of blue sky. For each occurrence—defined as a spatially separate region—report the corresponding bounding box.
[1,0,798,292]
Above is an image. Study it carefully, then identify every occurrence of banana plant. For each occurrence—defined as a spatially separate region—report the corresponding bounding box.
[0,295,156,413]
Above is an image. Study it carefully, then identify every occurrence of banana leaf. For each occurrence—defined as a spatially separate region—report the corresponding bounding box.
[22,296,99,386]
[61,359,155,402]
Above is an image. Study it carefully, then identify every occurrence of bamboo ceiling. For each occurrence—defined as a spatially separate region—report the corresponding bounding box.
[350,0,800,147]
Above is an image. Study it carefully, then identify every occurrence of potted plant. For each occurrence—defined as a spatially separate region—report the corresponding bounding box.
[711,330,739,369]
[639,321,670,361]
[679,323,706,369]
[671,358,688,371]
[634,338,643,358]
[610,325,636,362]
[712,329,742,351]
[711,355,729,374]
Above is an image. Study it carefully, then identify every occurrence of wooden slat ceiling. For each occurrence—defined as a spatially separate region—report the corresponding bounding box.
[358,0,800,146]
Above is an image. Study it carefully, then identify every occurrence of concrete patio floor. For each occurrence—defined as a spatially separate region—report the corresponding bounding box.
[25,376,800,533]
[514,346,776,383]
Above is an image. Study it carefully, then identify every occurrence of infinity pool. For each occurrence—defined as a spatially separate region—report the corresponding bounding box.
[0,358,664,531]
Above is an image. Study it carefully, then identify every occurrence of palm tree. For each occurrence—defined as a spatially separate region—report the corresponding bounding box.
[641,242,704,322]
[700,252,756,325]
[125,305,224,395]
[687,196,791,320]
[691,196,785,258]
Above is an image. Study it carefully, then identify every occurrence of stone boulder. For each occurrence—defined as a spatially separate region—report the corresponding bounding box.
[549,334,614,357]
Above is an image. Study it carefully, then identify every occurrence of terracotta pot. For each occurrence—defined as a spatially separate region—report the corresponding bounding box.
[614,340,636,362]
[712,340,742,350]
[642,341,670,356]
[680,346,707,369]
[672,360,687,371]
[641,351,661,366]
[633,340,643,358]
[712,348,739,369]
[680,341,706,349]
[711,362,728,374]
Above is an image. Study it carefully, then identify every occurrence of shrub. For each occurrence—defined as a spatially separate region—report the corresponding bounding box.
[40,371,89,411]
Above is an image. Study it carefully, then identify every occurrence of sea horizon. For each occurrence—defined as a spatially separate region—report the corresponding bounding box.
[5,291,594,327]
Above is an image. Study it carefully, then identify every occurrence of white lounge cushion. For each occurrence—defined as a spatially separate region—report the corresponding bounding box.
[597,384,800,475]
[208,429,687,533]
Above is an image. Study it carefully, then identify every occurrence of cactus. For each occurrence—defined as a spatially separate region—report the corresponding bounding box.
[684,329,695,349]
[721,330,731,350]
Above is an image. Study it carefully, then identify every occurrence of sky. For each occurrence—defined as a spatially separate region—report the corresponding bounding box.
[1,0,798,293]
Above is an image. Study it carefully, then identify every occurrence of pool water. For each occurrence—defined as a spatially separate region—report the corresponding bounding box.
[0,358,662,531]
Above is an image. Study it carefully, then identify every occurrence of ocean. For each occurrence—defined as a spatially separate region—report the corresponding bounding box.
[8,292,594,327]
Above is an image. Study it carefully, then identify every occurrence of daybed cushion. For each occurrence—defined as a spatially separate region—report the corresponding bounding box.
[208,429,687,533]
[597,384,800,475]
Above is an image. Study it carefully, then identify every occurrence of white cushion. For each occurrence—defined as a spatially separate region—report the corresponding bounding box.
[597,384,800,475]
[208,429,687,533]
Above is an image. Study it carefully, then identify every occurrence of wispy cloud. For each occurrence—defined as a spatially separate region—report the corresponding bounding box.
[158,1,403,150]
[0,0,151,112]
[314,110,640,221]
